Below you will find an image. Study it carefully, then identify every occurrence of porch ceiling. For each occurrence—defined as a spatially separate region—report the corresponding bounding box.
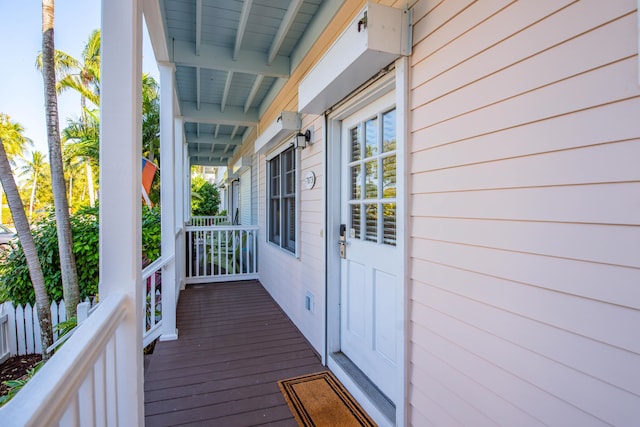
[154,0,337,167]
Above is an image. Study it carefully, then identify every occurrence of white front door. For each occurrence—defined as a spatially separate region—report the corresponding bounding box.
[340,91,399,403]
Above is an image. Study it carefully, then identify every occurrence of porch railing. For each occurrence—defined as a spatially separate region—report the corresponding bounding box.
[186,225,259,283]
[1,293,133,426]
[142,255,174,347]
[188,215,230,226]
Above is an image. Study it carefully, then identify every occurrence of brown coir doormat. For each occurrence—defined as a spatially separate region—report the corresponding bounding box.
[278,371,377,427]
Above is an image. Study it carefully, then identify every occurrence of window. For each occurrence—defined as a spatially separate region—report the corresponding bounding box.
[268,146,296,253]
[348,108,396,246]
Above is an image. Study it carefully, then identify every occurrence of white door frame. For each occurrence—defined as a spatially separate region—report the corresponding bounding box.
[325,57,408,427]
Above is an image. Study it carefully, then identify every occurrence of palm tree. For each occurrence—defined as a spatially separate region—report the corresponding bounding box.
[58,29,100,110]
[0,113,33,224]
[0,126,53,361]
[0,114,32,159]
[18,151,48,221]
[58,119,89,210]
[37,30,100,208]
[62,108,99,206]
[42,0,80,319]
[39,28,161,208]
[36,30,100,110]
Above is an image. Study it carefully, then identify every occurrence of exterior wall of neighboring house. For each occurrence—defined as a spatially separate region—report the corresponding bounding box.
[229,140,256,225]
[408,0,640,425]
[252,114,326,356]
[239,168,252,225]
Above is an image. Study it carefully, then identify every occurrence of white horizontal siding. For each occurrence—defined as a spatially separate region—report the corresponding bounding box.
[412,238,640,310]
[412,266,640,391]
[411,319,616,426]
[411,140,640,193]
[409,0,640,425]
[256,114,325,355]
[413,217,640,267]
[413,57,638,146]
[411,344,545,426]
[411,97,640,168]
[412,0,635,107]
[411,182,640,225]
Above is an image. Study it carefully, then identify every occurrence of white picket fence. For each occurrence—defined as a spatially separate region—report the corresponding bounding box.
[0,298,95,364]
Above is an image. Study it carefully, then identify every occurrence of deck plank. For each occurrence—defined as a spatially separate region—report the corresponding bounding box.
[144,280,324,426]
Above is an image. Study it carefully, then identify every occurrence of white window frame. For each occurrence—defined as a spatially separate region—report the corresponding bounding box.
[266,140,300,256]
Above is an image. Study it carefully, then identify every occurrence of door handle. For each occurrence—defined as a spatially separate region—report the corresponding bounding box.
[339,224,347,258]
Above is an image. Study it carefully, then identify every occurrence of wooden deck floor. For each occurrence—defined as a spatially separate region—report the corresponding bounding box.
[144,280,324,426]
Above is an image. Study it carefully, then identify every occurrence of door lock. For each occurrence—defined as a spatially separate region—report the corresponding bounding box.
[339,224,347,259]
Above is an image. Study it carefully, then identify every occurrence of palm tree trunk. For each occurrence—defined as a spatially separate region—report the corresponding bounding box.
[0,139,53,360]
[42,0,80,318]
[86,161,95,207]
[68,173,73,203]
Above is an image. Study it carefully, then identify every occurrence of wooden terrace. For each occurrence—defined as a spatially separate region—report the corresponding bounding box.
[144,280,324,426]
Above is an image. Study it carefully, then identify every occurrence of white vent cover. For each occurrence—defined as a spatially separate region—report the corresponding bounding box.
[298,2,409,114]
[254,111,299,153]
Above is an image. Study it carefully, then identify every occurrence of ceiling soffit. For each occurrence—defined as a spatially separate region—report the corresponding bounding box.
[159,0,339,166]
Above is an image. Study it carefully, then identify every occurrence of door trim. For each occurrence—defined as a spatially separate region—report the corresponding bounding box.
[325,57,408,427]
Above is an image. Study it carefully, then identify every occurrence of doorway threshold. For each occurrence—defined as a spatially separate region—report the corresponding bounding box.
[329,352,396,426]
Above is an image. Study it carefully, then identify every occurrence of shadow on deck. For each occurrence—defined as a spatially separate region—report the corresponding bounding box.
[144,280,324,426]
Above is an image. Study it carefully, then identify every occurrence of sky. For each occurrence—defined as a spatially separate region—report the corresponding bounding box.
[0,1,159,157]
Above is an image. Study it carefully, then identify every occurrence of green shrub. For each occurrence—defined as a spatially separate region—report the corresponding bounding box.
[191,176,220,216]
[0,205,162,305]
[142,205,161,266]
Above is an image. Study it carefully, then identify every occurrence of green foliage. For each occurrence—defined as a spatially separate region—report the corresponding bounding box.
[142,205,161,266]
[0,205,162,305]
[71,207,100,299]
[53,316,77,337]
[0,207,98,305]
[0,361,43,406]
[191,176,220,216]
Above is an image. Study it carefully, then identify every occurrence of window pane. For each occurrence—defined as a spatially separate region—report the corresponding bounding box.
[382,109,396,153]
[284,149,295,195]
[365,117,378,157]
[351,164,361,200]
[270,157,280,197]
[382,155,396,198]
[365,203,378,242]
[269,199,280,244]
[351,204,361,239]
[383,203,396,246]
[365,160,378,199]
[285,169,295,195]
[283,196,295,252]
[351,125,361,161]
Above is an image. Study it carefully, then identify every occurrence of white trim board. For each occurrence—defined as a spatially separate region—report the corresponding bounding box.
[324,61,407,426]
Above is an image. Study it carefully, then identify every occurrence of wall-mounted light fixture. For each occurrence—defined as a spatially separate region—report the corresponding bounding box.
[293,128,312,150]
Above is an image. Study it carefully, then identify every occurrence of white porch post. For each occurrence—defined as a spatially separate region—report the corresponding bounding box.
[174,118,184,228]
[159,62,178,341]
[99,0,144,425]
[174,118,186,288]
[184,143,191,222]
